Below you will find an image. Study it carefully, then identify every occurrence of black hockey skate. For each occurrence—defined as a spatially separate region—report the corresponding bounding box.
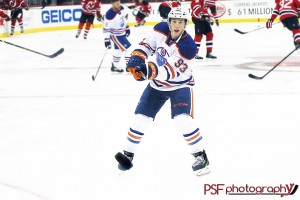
[192,150,210,176]
[206,52,217,59]
[115,151,134,171]
[195,55,203,60]
[111,63,124,73]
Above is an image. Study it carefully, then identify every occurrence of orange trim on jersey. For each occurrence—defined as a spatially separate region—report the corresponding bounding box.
[185,132,200,142]
[111,35,125,52]
[165,62,176,79]
[190,88,194,118]
[156,80,172,87]
[128,132,142,140]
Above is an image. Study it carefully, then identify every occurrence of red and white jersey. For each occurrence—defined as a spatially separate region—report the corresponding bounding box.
[81,0,101,17]
[129,0,152,15]
[160,1,180,10]
[4,0,28,12]
[191,0,217,19]
[0,8,8,19]
[271,0,300,21]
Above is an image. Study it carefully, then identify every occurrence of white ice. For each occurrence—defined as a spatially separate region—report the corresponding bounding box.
[0,22,300,200]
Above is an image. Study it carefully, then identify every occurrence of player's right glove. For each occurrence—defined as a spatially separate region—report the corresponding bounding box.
[5,15,10,21]
[42,0,47,8]
[126,49,147,81]
[104,38,111,49]
[215,19,219,26]
[199,13,213,25]
[266,19,273,29]
[97,14,104,22]
[125,25,130,37]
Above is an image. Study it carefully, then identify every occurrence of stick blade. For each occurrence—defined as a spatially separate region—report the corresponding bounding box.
[234,28,246,34]
[92,75,95,81]
[248,73,263,80]
[48,48,64,58]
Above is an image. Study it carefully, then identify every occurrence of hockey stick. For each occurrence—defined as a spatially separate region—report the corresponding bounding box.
[248,47,299,80]
[92,48,108,81]
[0,39,64,58]
[234,22,280,34]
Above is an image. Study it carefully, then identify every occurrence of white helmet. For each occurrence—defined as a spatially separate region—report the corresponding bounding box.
[167,7,189,25]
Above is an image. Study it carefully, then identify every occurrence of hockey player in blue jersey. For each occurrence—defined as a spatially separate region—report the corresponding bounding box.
[103,0,131,73]
[115,7,210,176]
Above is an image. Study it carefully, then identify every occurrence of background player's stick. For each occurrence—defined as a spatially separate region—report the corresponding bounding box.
[0,39,64,58]
[248,47,298,80]
[92,48,108,81]
[234,22,280,34]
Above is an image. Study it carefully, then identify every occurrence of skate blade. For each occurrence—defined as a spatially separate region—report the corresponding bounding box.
[110,72,124,75]
[195,166,210,176]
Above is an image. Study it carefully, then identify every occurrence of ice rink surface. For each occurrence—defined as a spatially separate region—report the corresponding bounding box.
[0,22,300,200]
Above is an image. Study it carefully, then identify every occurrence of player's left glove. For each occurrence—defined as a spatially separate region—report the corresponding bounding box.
[125,25,130,37]
[266,19,273,29]
[104,38,111,49]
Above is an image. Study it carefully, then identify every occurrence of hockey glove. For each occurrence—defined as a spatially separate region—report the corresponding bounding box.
[127,49,147,81]
[5,15,10,21]
[136,61,158,80]
[42,0,47,8]
[128,62,158,81]
[125,25,130,37]
[215,19,219,26]
[266,19,273,29]
[97,14,104,22]
[104,38,111,49]
[24,6,29,10]
[200,13,213,25]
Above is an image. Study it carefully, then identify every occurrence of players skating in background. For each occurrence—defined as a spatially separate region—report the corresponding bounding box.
[75,0,101,39]
[158,0,180,20]
[191,0,219,60]
[128,0,152,27]
[3,0,28,36]
[103,0,132,73]
[266,0,300,49]
[115,7,210,176]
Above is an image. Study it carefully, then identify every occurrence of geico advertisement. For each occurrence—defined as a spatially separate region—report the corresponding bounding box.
[41,7,82,24]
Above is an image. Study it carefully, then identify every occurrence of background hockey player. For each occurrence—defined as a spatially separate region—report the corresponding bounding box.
[75,0,102,39]
[115,7,210,176]
[128,0,152,27]
[266,0,300,49]
[158,0,180,20]
[0,4,10,22]
[4,0,28,36]
[191,0,219,60]
[103,0,132,73]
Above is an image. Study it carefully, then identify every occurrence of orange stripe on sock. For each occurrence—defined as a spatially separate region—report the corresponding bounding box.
[185,132,200,142]
[128,132,142,140]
